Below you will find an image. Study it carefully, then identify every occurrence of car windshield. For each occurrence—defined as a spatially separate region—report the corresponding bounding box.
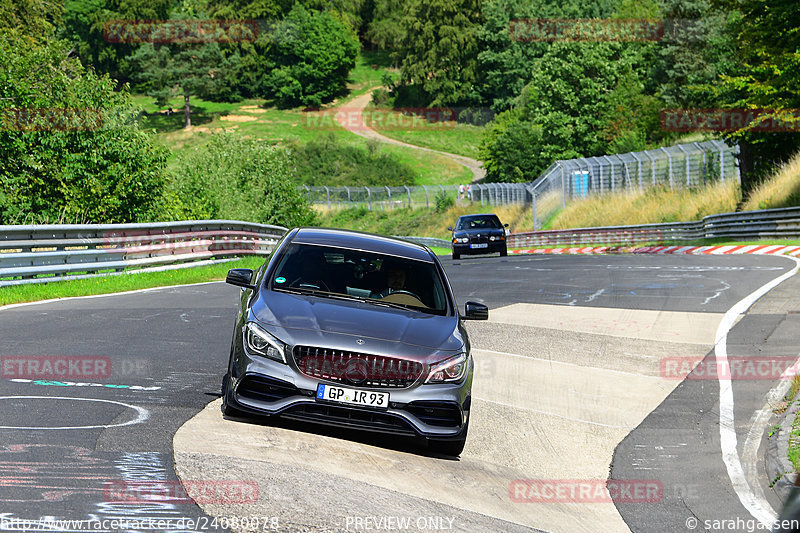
[456,215,502,230]
[269,243,451,316]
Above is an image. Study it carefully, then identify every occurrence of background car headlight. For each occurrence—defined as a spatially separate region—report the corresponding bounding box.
[425,353,468,383]
[244,322,287,363]
[454,237,469,244]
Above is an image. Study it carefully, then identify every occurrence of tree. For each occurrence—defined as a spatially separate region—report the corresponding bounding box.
[129,37,240,128]
[0,30,167,224]
[702,0,800,189]
[58,0,172,83]
[392,0,483,107]
[263,4,359,108]
[480,42,654,182]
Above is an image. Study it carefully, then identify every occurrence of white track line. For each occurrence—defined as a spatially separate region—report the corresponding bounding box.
[715,256,800,526]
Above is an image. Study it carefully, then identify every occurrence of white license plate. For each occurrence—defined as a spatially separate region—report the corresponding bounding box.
[470,243,488,249]
[316,384,389,409]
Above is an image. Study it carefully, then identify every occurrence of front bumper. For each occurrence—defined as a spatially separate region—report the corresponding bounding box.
[452,241,506,255]
[227,351,471,440]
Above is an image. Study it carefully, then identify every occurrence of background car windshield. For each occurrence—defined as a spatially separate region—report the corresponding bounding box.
[270,244,450,315]
[457,215,502,230]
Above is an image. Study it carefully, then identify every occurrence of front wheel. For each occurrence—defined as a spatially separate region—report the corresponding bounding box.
[452,252,460,260]
[500,247,507,257]
[427,422,468,457]
[221,374,246,418]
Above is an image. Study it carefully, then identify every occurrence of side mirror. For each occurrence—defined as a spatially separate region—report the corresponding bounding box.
[447,227,453,231]
[462,301,488,320]
[504,223,509,227]
[226,268,255,289]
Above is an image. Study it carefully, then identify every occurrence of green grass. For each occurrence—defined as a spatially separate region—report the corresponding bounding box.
[0,257,266,307]
[132,59,470,186]
[364,105,485,160]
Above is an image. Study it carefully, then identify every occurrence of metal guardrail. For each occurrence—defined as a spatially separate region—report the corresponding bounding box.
[507,207,800,247]
[394,236,452,249]
[0,221,286,287]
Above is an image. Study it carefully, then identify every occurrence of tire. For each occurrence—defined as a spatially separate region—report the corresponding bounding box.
[500,247,507,257]
[452,252,460,260]
[221,374,246,418]
[427,422,468,457]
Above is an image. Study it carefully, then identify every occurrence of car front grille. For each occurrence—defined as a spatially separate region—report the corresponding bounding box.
[293,345,424,388]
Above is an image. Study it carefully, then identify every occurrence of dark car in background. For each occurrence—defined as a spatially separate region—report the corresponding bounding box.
[449,213,509,260]
[222,227,488,456]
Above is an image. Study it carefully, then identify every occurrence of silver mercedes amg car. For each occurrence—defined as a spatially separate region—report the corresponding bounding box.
[222,227,488,456]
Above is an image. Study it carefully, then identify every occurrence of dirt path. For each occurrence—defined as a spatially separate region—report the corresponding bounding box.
[336,91,486,182]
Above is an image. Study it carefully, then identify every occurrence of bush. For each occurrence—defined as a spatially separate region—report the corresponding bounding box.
[292,134,415,187]
[435,190,455,212]
[165,132,317,227]
[0,30,168,224]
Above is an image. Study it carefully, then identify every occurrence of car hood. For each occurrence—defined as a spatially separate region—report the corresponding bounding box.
[250,290,464,358]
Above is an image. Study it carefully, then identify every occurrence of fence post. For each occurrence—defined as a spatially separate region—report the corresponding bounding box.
[405,185,411,208]
[693,142,707,185]
[385,186,391,209]
[713,140,726,181]
[346,186,351,208]
[559,162,566,208]
[661,147,674,189]
[365,186,371,210]
[424,185,429,208]
[631,153,643,191]
[676,144,690,187]
[324,186,330,209]
[531,187,538,230]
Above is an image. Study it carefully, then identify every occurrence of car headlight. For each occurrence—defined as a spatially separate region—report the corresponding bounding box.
[489,236,496,241]
[453,237,469,244]
[244,322,287,363]
[425,353,468,384]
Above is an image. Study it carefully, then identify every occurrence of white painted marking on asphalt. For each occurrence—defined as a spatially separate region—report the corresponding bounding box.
[702,279,731,305]
[0,396,149,430]
[742,354,800,520]
[715,256,800,527]
[0,281,221,313]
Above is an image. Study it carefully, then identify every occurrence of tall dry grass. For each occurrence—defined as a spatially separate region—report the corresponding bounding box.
[547,180,741,229]
[742,151,800,211]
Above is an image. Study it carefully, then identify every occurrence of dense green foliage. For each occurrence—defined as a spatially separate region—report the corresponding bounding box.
[164,132,317,226]
[263,4,359,107]
[292,135,415,186]
[702,0,800,189]
[0,29,168,224]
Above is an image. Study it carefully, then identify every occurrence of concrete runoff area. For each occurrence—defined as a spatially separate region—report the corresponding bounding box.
[174,302,719,532]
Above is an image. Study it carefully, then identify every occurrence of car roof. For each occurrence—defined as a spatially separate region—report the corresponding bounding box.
[457,213,500,220]
[289,227,434,262]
